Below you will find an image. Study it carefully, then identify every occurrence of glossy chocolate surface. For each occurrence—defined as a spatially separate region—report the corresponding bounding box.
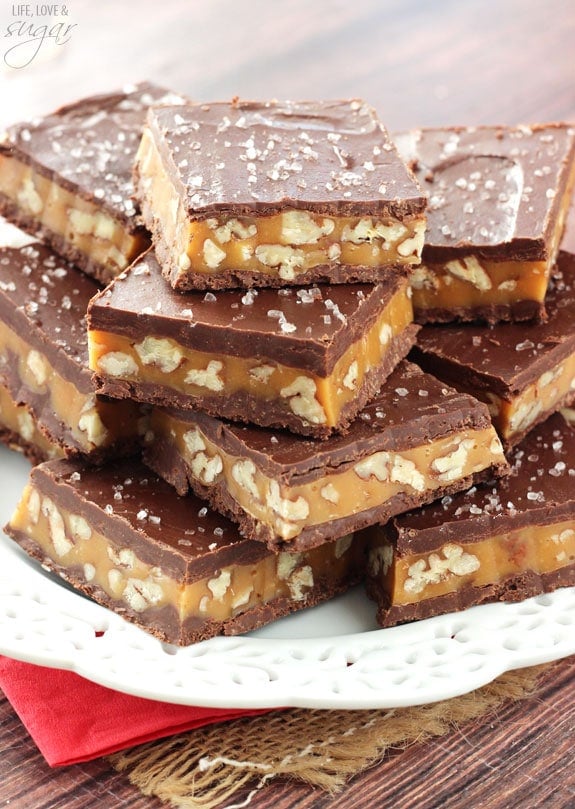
[142,99,426,218]
[0,219,96,390]
[89,248,408,375]
[390,412,575,554]
[394,123,575,261]
[29,458,271,581]
[1,82,186,225]
[8,457,367,644]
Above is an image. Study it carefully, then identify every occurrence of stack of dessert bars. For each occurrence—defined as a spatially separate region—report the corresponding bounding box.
[0,83,573,645]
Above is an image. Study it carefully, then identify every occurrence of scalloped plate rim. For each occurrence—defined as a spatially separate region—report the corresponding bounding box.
[1,446,574,710]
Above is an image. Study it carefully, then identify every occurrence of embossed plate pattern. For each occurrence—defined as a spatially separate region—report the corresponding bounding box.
[0,446,574,708]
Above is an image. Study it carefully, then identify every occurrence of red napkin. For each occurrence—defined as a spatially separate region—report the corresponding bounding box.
[0,656,269,766]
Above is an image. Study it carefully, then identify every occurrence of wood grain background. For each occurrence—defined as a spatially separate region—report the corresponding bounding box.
[0,0,574,807]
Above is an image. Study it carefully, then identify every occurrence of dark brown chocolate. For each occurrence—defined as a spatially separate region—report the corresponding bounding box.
[409,299,546,326]
[144,361,508,551]
[140,99,426,220]
[27,459,273,579]
[0,220,140,459]
[387,412,575,553]
[154,362,498,485]
[1,82,184,226]
[371,412,575,625]
[410,250,575,437]
[5,458,368,645]
[89,249,408,376]
[412,251,575,392]
[370,565,575,627]
[394,123,575,262]
[0,234,97,392]
[0,83,186,280]
[88,249,420,437]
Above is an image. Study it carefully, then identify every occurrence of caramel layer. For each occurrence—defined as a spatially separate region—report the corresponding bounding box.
[10,481,363,626]
[368,520,575,607]
[0,319,141,453]
[147,413,506,542]
[411,256,549,314]
[0,383,64,459]
[0,154,149,282]
[411,158,575,318]
[89,282,415,430]
[136,128,425,285]
[485,352,575,443]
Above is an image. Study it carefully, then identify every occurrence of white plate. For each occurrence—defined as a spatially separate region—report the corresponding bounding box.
[1,444,574,709]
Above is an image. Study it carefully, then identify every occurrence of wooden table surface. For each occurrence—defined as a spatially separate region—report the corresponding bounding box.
[0,1,574,807]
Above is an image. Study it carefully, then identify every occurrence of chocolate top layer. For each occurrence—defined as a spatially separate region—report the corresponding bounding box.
[394,124,575,261]
[391,412,575,553]
[30,458,271,581]
[0,218,99,391]
[162,360,496,485]
[411,250,575,398]
[143,100,426,218]
[88,248,406,375]
[1,82,186,225]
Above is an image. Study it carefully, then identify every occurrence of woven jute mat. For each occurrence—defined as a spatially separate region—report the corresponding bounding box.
[109,663,549,808]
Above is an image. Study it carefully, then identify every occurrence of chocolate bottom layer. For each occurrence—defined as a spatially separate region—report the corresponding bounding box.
[96,322,420,439]
[8,528,364,645]
[144,430,505,552]
[0,194,147,286]
[0,425,53,465]
[413,298,546,326]
[368,564,575,627]
[1,349,142,464]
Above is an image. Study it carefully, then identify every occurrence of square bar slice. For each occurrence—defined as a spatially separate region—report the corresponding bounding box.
[88,248,419,438]
[411,249,575,449]
[0,218,142,461]
[134,99,427,290]
[142,361,508,552]
[4,458,369,645]
[366,413,575,627]
[394,123,575,323]
[0,83,185,284]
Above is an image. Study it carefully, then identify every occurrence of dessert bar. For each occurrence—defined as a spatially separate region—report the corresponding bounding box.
[0,83,185,284]
[0,383,64,463]
[366,413,575,626]
[142,361,508,551]
[394,124,575,323]
[0,218,142,460]
[134,99,427,290]
[411,249,575,448]
[4,458,368,645]
[88,249,419,438]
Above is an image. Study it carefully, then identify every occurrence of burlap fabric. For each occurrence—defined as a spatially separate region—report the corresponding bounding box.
[109,664,548,808]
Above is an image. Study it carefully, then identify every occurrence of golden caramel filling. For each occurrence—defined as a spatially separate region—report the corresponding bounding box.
[147,413,506,541]
[0,384,64,459]
[136,128,425,283]
[411,257,549,313]
[484,353,575,442]
[89,282,414,430]
[0,320,141,452]
[10,482,362,624]
[411,159,575,315]
[0,154,149,281]
[368,519,575,607]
